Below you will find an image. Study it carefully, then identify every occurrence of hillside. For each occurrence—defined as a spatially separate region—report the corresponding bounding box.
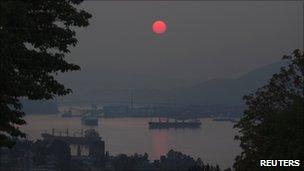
[58,61,285,106]
[174,61,285,105]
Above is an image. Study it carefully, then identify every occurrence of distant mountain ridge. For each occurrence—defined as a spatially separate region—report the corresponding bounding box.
[174,61,285,105]
[59,61,285,106]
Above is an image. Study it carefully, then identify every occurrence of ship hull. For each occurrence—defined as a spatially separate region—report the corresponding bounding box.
[149,122,201,129]
[213,118,236,122]
[81,117,98,126]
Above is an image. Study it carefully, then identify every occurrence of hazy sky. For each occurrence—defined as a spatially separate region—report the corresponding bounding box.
[67,1,303,82]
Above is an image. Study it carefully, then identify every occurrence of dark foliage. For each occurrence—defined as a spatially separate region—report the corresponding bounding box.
[2,141,227,171]
[49,139,71,169]
[0,0,91,147]
[234,49,304,170]
[1,139,72,170]
[107,149,224,171]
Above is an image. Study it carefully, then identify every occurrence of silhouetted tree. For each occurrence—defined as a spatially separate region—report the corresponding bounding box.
[0,0,91,147]
[234,49,304,170]
[49,140,71,170]
[32,140,49,165]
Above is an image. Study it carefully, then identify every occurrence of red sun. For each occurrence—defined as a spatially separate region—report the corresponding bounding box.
[152,20,167,34]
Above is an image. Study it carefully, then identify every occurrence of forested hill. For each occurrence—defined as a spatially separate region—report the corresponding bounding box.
[58,61,285,106]
[174,61,285,105]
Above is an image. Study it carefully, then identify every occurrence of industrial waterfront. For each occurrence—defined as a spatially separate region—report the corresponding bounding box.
[20,115,240,169]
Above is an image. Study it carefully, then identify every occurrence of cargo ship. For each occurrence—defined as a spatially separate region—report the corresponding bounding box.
[213,117,238,123]
[149,117,201,129]
[61,110,72,117]
[81,114,98,126]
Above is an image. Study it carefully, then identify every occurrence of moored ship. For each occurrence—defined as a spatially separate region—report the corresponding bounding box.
[149,117,201,129]
[213,117,238,123]
[81,114,98,126]
[61,110,72,117]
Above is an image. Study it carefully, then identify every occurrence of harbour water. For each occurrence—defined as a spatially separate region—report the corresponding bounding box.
[21,115,241,169]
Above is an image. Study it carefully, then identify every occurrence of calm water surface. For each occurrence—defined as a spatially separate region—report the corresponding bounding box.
[21,115,241,169]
